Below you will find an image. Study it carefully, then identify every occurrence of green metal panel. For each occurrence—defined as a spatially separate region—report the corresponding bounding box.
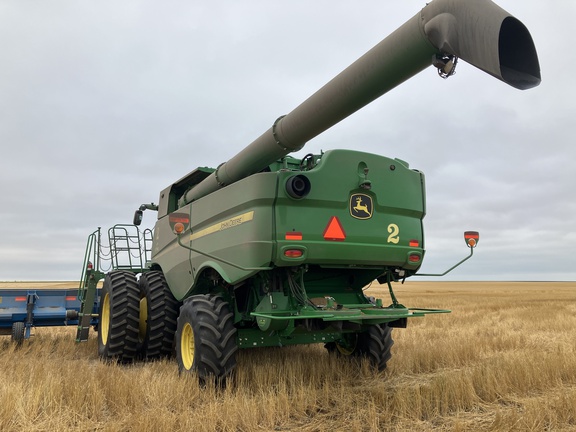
[153,148,426,300]
[273,150,425,271]
[152,172,277,300]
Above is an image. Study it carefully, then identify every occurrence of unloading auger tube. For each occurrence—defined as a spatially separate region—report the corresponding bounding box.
[179,0,540,206]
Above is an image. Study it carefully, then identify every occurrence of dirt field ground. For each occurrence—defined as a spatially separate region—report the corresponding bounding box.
[1,281,575,431]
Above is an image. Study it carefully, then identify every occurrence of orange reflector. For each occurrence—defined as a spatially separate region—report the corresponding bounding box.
[409,254,421,263]
[464,231,479,240]
[66,296,77,301]
[323,216,346,241]
[284,249,303,258]
[409,239,419,247]
[464,231,480,248]
[285,232,303,241]
[15,297,26,302]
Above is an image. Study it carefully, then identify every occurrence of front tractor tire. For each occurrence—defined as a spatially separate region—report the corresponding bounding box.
[175,294,238,384]
[98,271,140,363]
[138,271,180,360]
[326,324,394,371]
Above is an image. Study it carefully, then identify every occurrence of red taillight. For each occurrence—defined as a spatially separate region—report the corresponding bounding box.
[66,296,77,301]
[284,249,303,258]
[15,296,27,302]
[409,254,421,263]
[409,239,419,247]
[87,261,93,271]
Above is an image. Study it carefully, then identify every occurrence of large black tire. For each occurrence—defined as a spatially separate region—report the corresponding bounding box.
[175,294,238,384]
[326,324,394,371]
[138,271,181,360]
[11,321,25,345]
[98,271,140,362]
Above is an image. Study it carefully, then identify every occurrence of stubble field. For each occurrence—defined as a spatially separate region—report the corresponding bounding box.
[1,281,575,431]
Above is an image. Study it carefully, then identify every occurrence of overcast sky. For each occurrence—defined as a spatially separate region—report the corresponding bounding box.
[0,1,574,281]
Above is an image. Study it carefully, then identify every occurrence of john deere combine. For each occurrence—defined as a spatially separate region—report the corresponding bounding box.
[76,0,540,382]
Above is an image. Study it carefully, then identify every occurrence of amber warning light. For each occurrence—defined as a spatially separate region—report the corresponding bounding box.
[285,232,303,241]
[464,231,479,248]
[169,213,190,235]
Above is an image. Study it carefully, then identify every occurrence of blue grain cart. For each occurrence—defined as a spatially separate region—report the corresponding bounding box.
[1,225,151,345]
[0,288,99,343]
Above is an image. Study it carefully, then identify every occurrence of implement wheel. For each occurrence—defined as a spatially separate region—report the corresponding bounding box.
[98,271,140,362]
[11,321,25,345]
[326,324,394,371]
[138,271,181,360]
[175,294,238,384]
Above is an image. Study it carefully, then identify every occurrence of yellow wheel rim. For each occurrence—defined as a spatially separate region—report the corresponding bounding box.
[336,344,355,356]
[101,292,110,344]
[180,322,195,370]
[139,297,148,341]
[336,334,358,356]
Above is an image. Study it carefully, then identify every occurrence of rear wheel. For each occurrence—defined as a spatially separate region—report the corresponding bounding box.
[11,321,25,345]
[98,271,140,362]
[138,271,180,360]
[175,294,238,384]
[326,324,394,371]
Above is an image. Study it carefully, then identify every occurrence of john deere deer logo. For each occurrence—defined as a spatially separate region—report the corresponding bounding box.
[350,194,373,220]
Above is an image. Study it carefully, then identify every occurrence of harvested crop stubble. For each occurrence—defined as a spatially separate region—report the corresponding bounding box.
[0,281,575,431]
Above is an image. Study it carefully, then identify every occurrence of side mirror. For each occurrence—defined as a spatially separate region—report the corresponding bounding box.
[464,231,479,248]
[133,210,143,226]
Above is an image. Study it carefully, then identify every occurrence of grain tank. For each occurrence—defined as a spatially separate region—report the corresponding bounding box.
[92,0,540,382]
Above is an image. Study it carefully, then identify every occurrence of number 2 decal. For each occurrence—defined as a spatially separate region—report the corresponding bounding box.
[387,223,399,244]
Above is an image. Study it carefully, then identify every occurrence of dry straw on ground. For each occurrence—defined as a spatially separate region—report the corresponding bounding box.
[1,281,575,431]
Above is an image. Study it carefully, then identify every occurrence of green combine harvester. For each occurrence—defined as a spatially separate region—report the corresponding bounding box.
[77,0,540,382]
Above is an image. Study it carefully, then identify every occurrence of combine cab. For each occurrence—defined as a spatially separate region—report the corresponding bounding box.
[76,0,539,382]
